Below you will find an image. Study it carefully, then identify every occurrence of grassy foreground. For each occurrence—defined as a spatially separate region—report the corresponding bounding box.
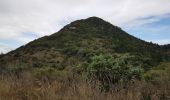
[0,62,170,100]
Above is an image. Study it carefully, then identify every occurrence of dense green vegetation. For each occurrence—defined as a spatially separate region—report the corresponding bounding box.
[0,17,168,70]
[86,53,144,91]
[0,62,169,100]
[0,17,170,100]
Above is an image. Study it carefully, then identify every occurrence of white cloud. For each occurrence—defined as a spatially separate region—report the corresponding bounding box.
[150,39,170,45]
[0,0,170,53]
[0,43,13,53]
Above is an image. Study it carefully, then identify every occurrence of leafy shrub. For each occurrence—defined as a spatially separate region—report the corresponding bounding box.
[143,62,170,82]
[33,67,70,81]
[86,53,144,91]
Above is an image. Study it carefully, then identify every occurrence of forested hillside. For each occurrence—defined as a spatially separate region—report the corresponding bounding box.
[0,17,169,100]
[0,17,167,71]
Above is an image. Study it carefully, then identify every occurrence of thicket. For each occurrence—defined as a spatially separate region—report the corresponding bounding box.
[86,53,144,91]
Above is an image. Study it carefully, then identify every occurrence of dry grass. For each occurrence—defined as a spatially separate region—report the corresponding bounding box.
[0,71,169,100]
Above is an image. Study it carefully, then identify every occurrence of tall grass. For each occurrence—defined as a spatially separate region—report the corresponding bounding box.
[0,70,169,100]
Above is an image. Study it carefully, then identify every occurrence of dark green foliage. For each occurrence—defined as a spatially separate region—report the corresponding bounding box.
[86,53,144,91]
[0,17,170,97]
[32,67,70,81]
[161,44,170,61]
[143,62,170,81]
[0,17,169,75]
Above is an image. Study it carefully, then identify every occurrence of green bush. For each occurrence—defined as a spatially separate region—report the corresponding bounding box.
[143,62,170,82]
[86,53,144,91]
[32,67,70,81]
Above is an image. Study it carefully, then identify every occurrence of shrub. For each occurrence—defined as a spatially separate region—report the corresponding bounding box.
[86,53,144,91]
[143,62,170,82]
[32,67,70,82]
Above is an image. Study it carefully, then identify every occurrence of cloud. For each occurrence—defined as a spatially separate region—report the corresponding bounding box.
[149,39,170,45]
[0,0,170,53]
[0,43,13,53]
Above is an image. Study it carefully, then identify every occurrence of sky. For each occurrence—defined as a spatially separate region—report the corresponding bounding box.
[0,0,170,53]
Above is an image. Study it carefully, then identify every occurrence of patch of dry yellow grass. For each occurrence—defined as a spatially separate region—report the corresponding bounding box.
[0,72,169,100]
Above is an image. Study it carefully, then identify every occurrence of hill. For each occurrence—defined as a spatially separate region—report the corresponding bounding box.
[0,16,170,100]
[161,44,170,60]
[0,17,168,72]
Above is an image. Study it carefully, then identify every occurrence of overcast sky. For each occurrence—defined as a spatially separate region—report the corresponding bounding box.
[0,0,170,53]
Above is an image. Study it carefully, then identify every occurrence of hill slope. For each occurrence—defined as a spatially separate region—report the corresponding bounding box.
[0,17,167,71]
[161,44,170,60]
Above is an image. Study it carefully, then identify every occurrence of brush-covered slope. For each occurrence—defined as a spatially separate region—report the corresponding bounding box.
[161,44,170,60]
[0,17,166,71]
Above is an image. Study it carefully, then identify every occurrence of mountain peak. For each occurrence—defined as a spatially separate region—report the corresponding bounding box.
[0,17,166,69]
[67,16,107,26]
[84,16,104,21]
[61,16,121,34]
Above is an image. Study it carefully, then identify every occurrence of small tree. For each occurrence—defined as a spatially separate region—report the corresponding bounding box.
[86,53,143,91]
[0,52,4,58]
